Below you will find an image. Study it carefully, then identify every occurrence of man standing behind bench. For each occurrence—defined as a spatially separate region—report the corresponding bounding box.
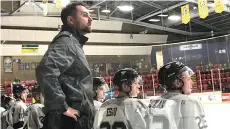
[35,2,94,129]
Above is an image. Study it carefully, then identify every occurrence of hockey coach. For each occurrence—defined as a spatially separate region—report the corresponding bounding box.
[36,2,95,129]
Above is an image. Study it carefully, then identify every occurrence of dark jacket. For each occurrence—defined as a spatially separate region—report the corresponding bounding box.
[35,25,95,127]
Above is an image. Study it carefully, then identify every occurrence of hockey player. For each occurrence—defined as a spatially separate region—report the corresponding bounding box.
[94,68,149,129]
[1,106,7,129]
[1,95,15,110]
[1,95,15,129]
[6,84,28,129]
[93,77,108,110]
[25,85,45,129]
[147,61,208,129]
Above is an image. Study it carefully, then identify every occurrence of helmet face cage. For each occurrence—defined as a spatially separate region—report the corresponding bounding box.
[178,66,194,78]
[136,75,144,86]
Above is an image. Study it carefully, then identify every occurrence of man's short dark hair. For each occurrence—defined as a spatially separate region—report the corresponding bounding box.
[61,2,87,25]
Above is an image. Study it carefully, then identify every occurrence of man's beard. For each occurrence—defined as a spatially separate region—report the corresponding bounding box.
[74,21,92,33]
[81,26,91,33]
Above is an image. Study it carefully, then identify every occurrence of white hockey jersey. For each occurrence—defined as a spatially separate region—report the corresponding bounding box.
[0,107,6,113]
[93,100,103,111]
[147,98,178,129]
[6,100,28,129]
[94,97,149,129]
[1,110,8,129]
[147,92,208,129]
[26,103,45,129]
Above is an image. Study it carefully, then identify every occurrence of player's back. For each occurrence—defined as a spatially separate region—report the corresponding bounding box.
[26,103,45,129]
[94,98,149,129]
[6,100,28,129]
[1,110,8,129]
[147,98,178,129]
[161,92,208,129]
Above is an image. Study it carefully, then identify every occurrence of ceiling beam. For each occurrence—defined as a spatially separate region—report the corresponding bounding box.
[109,1,125,17]
[137,0,162,9]
[89,0,107,9]
[33,1,43,11]
[191,19,222,32]
[95,15,218,36]
[1,8,10,13]
[93,15,192,35]
[9,0,28,15]
[191,30,230,36]
[204,13,230,23]
[135,1,189,22]
[188,0,221,32]
[167,8,215,27]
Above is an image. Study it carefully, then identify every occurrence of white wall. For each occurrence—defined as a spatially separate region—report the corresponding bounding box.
[1,16,168,44]
[1,16,123,31]
[0,44,152,56]
[1,29,168,44]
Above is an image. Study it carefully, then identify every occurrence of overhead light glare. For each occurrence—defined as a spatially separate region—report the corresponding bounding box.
[101,9,111,13]
[168,15,181,21]
[40,3,45,8]
[117,5,134,12]
[88,10,94,12]
[149,19,160,22]
[158,14,168,17]
[223,0,230,4]
[208,3,215,7]
[224,6,230,12]
[53,0,70,7]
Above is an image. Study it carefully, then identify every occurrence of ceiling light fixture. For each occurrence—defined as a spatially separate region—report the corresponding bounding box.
[224,6,230,12]
[224,0,230,5]
[53,0,70,7]
[61,0,70,7]
[39,3,45,8]
[117,5,134,12]
[208,3,215,7]
[101,9,110,13]
[149,19,160,22]
[168,15,181,21]
[88,10,94,12]
[158,14,168,17]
